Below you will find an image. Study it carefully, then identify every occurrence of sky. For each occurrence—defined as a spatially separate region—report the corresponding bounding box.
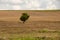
[0,0,60,10]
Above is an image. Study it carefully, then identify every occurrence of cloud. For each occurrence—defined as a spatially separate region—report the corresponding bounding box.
[0,0,59,10]
[0,4,8,10]
[0,0,8,3]
[9,0,23,4]
[24,0,40,9]
[12,5,21,10]
[54,0,60,9]
[46,0,57,9]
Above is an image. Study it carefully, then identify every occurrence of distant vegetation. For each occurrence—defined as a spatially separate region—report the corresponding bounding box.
[20,13,30,23]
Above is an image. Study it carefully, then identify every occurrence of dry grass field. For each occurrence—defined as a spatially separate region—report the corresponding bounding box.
[0,10,60,40]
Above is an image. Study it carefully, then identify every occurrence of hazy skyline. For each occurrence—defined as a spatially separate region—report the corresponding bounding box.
[0,0,60,10]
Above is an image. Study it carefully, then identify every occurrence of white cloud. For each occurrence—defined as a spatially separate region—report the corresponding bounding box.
[12,5,21,10]
[46,0,57,9]
[25,0,40,8]
[0,0,59,10]
[47,5,57,10]
[0,0,8,2]
[0,4,9,10]
[9,0,23,4]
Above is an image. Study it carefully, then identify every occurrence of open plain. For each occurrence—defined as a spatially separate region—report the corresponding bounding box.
[0,10,60,40]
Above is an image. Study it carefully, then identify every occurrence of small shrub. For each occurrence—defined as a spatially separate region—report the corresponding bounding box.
[20,13,30,23]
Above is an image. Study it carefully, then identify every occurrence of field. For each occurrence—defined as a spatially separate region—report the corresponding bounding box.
[0,10,60,40]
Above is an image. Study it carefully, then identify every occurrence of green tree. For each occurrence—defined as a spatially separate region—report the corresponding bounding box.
[20,13,30,23]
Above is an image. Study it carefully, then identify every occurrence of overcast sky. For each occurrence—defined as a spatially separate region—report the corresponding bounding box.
[0,0,60,10]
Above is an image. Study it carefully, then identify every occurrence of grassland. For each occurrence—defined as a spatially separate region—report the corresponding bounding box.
[0,10,60,40]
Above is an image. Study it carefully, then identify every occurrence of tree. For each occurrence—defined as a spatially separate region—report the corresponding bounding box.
[20,13,30,23]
